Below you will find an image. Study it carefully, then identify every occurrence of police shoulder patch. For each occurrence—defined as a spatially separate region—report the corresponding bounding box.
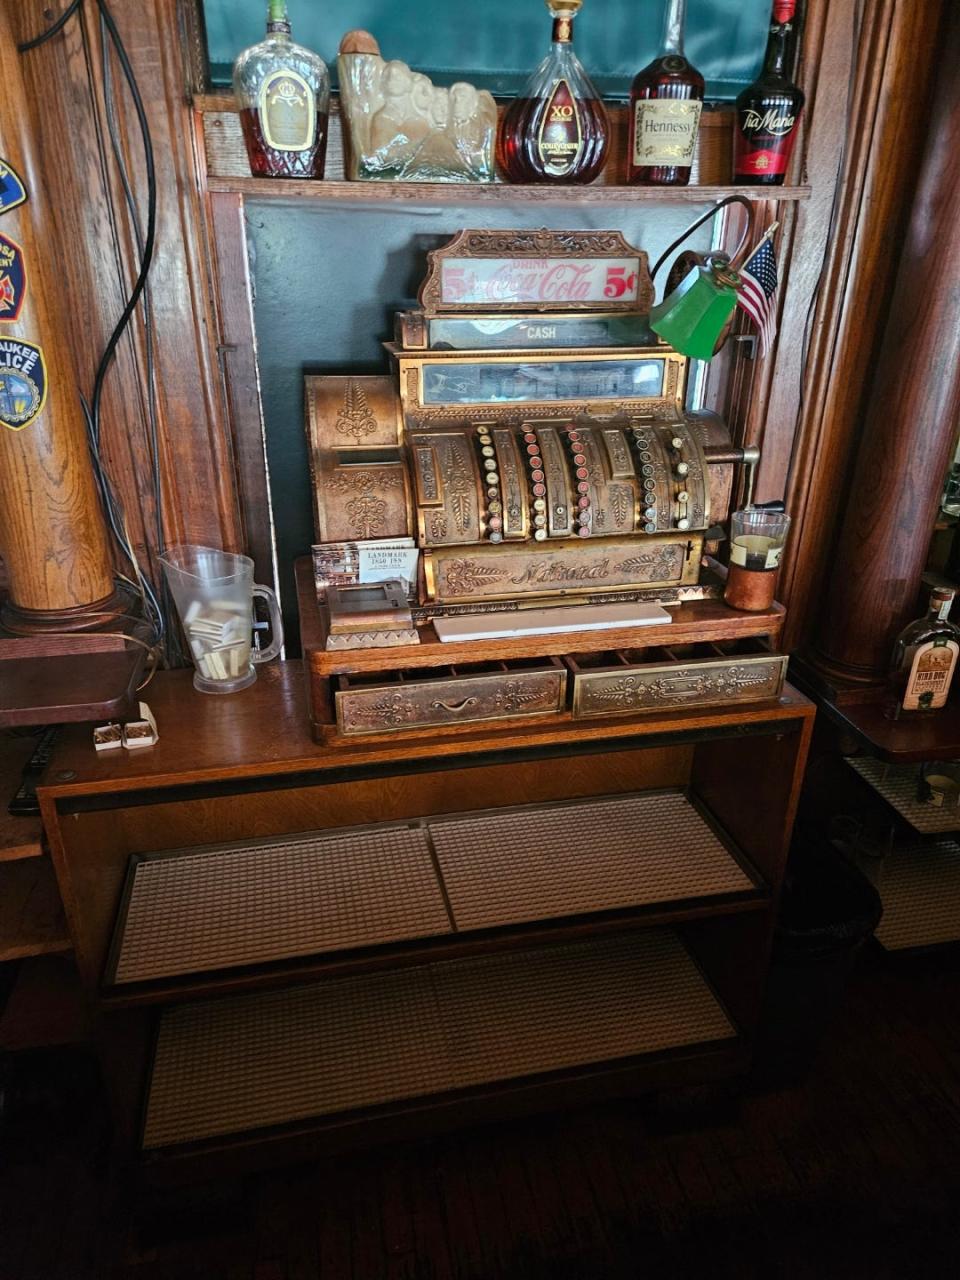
[0,160,27,216]
[0,338,46,431]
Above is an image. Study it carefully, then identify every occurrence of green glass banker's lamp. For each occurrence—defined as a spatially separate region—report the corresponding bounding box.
[649,196,754,361]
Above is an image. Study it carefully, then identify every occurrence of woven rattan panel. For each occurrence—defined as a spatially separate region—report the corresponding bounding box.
[143,929,734,1149]
[862,840,960,950]
[112,827,451,984]
[848,757,960,835]
[431,792,753,931]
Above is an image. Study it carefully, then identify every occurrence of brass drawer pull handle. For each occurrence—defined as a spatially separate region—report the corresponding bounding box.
[431,696,479,713]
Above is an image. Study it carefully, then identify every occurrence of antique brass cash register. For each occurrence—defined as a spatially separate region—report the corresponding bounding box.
[299,229,786,740]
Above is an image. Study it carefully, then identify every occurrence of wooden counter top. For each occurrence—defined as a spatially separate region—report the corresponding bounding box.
[37,660,814,804]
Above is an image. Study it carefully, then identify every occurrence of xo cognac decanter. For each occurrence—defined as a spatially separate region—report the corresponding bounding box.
[497,0,609,184]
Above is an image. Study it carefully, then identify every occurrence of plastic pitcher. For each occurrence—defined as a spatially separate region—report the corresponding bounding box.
[159,545,283,694]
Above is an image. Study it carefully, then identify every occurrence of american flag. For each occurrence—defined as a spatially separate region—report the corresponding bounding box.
[737,236,778,357]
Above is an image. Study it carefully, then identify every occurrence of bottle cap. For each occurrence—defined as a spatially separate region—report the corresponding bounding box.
[932,588,955,603]
[772,1,796,21]
[547,0,583,14]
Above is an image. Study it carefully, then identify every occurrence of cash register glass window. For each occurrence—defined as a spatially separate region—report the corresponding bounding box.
[420,359,666,405]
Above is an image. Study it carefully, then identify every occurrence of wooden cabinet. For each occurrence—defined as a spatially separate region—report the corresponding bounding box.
[39,663,812,1173]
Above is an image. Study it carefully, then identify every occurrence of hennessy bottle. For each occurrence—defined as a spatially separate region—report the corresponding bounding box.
[497,0,609,184]
[627,0,704,186]
[233,1,330,179]
[733,0,804,186]
[887,588,960,717]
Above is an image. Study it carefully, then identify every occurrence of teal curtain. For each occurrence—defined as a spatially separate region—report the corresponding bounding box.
[205,0,775,100]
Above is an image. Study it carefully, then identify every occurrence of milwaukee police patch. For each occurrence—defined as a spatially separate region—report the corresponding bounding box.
[0,338,46,431]
[0,160,27,216]
[0,232,27,322]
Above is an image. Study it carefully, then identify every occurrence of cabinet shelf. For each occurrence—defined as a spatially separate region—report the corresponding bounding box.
[142,928,737,1152]
[0,857,71,963]
[847,756,959,835]
[207,173,811,207]
[105,789,765,1003]
[198,94,809,208]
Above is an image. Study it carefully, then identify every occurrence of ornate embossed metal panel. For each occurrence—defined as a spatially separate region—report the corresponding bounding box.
[571,651,787,719]
[335,661,566,735]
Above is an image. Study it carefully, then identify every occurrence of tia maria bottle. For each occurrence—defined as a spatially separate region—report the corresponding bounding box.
[233,0,330,179]
[627,0,704,187]
[497,0,609,185]
[734,0,804,185]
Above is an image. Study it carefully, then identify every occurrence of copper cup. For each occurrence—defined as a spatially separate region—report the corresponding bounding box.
[724,509,790,613]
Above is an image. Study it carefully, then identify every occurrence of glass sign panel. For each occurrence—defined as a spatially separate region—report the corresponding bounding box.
[427,314,656,350]
[420,359,666,405]
[439,257,643,308]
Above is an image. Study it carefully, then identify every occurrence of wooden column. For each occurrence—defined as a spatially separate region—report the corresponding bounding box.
[0,10,117,633]
[811,0,960,682]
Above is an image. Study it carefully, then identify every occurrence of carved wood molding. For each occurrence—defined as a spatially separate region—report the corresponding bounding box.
[773,0,948,650]
[8,0,244,593]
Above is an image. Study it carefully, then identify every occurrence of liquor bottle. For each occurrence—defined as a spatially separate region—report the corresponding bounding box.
[233,1,330,179]
[733,0,804,185]
[887,588,960,716]
[627,0,704,187]
[497,0,609,184]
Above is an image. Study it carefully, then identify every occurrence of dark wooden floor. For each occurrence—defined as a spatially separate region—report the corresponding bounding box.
[3,945,960,1280]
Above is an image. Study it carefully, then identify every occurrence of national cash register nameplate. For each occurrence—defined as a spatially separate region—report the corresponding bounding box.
[424,535,697,603]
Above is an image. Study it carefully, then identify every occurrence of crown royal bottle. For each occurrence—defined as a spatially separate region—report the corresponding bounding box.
[233,1,330,179]
[887,588,960,717]
[733,0,804,185]
[627,0,704,186]
[497,0,609,184]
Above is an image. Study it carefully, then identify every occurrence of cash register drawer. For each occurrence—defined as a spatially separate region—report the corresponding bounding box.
[334,658,567,736]
[567,639,787,719]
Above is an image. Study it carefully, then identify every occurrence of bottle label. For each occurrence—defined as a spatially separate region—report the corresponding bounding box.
[259,69,315,152]
[632,99,702,168]
[537,80,583,177]
[902,637,959,711]
[937,596,954,621]
[741,106,797,137]
[730,535,782,570]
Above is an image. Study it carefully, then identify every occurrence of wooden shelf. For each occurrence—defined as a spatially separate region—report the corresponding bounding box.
[198,93,809,208]
[0,857,71,962]
[0,733,44,861]
[297,557,785,677]
[141,929,736,1152]
[207,173,812,207]
[38,663,812,804]
[102,789,764,1005]
[858,837,960,951]
[847,756,960,835]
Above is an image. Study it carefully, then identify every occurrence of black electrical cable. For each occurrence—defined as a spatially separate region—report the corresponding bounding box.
[100,11,163,557]
[89,0,157,447]
[16,0,83,52]
[18,0,173,656]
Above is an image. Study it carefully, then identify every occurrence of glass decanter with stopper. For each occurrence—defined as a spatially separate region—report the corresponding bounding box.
[497,0,609,184]
[628,0,704,186]
[233,0,330,179]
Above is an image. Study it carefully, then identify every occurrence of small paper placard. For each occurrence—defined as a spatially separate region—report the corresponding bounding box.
[358,541,419,595]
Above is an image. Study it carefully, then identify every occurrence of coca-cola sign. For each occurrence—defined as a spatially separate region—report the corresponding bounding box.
[440,257,642,308]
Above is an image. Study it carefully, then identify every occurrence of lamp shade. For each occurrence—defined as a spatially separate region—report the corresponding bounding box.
[650,257,740,361]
